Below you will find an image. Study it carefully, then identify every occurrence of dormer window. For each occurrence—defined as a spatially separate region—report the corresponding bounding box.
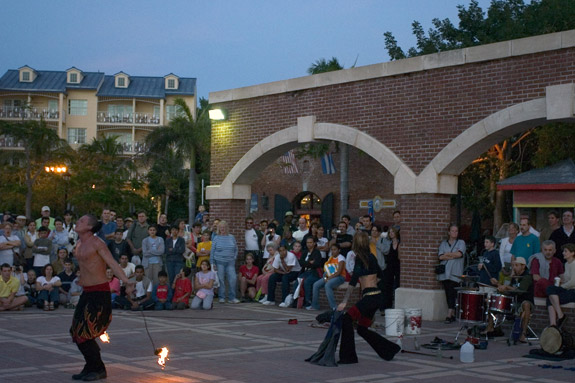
[22,71,31,82]
[70,73,78,83]
[19,66,37,82]
[164,74,179,90]
[66,67,83,84]
[114,72,130,88]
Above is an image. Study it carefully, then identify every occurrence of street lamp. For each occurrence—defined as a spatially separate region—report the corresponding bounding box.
[45,165,71,211]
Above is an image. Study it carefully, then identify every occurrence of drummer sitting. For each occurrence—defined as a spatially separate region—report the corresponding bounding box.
[478,236,501,286]
[484,258,534,342]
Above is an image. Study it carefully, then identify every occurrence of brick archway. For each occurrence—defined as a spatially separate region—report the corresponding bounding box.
[208,31,575,319]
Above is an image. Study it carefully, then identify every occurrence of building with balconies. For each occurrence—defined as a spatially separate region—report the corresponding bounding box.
[0,66,196,154]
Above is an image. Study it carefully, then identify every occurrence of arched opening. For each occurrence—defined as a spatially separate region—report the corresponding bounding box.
[293,191,322,221]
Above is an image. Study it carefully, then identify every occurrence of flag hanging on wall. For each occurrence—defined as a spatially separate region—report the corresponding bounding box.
[281,150,299,174]
[321,152,336,174]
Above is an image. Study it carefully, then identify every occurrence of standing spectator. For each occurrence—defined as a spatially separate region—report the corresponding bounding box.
[245,217,263,270]
[0,222,21,266]
[360,215,373,234]
[107,229,131,262]
[62,210,77,255]
[126,211,149,263]
[437,224,466,323]
[97,209,116,244]
[32,226,52,275]
[392,210,401,232]
[172,267,192,309]
[35,206,55,231]
[279,211,296,238]
[549,210,575,263]
[511,218,540,263]
[531,240,564,297]
[540,211,561,243]
[211,221,239,304]
[49,218,70,263]
[195,231,212,269]
[341,214,355,236]
[382,226,401,311]
[191,260,216,310]
[239,253,259,301]
[156,213,170,240]
[263,245,301,306]
[165,225,186,284]
[52,247,70,275]
[141,225,164,286]
[478,235,501,286]
[316,226,329,259]
[194,204,207,223]
[211,218,220,240]
[23,221,37,271]
[122,217,133,240]
[190,222,202,246]
[0,263,28,311]
[293,217,309,242]
[500,222,519,266]
[261,223,280,266]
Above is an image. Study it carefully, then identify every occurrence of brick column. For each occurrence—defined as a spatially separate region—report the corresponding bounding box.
[399,193,451,290]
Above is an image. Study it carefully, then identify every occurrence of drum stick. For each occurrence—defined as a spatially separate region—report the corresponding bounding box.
[401,350,454,359]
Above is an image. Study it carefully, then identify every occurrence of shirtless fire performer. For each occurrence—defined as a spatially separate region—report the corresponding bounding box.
[71,215,134,381]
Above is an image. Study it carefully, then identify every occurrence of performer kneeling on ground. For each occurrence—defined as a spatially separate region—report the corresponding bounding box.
[71,215,134,381]
[485,257,534,342]
[336,232,401,364]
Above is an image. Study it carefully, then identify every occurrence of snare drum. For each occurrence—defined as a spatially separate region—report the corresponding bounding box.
[456,291,487,323]
[489,294,514,314]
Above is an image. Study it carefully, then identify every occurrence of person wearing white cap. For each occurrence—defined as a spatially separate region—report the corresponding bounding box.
[35,206,55,231]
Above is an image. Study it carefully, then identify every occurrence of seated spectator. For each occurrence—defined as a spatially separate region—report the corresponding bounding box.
[106,267,121,304]
[172,267,193,310]
[239,253,260,302]
[23,268,38,307]
[0,263,28,311]
[57,258,76,306]
[153,271,173,310]
[546,243,575,327]
[68,267,83,308]
[32,226,52,275]
[191,260,216,310]
[309,243,346,310]
[530,240,564,297]
[36,264,62,310]
[478,235,501,286]
[119,254,136,280]
[291,241,302,260]
[316,226,329,259]
[52,247,70,275]
[262,245,302,307]
[257,245,277,303]
[195,230,212,268]
[280,230,296,251]
[108,229,131,263]
[115,265,154,311]
[297,237,323,308]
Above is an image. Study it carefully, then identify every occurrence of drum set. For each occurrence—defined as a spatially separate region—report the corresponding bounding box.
[454,276,537,344]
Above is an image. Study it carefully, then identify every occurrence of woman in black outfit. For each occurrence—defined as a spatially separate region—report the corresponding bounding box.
[336,232,400,364]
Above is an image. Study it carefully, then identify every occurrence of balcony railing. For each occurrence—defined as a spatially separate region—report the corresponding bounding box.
[0,135,24,148]
[97,112,160,125]
[0,106,59,120]
[121,141,147,154]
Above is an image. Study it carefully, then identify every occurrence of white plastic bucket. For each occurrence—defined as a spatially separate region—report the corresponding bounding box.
[384,309,405,336]
[404,308,422,335]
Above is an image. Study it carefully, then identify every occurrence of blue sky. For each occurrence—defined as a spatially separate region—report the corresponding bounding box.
[1,0,493,101]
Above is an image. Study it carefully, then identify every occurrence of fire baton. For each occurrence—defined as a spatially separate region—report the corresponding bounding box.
[401,349,454,359]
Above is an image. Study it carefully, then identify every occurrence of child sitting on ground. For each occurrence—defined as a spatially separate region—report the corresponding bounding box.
[191,260,216,310]
[172,267,192,310]
[153,271,173,310]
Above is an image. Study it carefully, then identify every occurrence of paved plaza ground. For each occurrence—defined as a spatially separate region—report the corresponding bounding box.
[1,301,574,383]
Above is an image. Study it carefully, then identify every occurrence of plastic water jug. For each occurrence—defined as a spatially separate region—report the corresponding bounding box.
[460,341,474,363]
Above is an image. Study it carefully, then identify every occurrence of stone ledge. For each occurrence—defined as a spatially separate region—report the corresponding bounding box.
[534,296,575,309]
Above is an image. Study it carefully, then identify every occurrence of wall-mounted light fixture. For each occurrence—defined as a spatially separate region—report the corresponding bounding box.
[209,108,227,121]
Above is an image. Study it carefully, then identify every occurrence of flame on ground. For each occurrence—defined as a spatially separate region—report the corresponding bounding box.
[157,347,169,369]
[99,332,110,343]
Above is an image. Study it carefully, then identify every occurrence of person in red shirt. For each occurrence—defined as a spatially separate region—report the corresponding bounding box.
[239,253,260,301]
[153,271,173,310]
[531,240,564,297]
[172,267,192,309]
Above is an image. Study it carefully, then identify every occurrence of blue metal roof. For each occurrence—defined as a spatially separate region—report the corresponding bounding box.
[0,70,104,93]
[0,68,196,99]
[96,75,196,99]
[498,159,575,186]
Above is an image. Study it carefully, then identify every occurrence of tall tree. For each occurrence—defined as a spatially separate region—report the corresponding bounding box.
[0,117,70,219]
[145,98,211,223]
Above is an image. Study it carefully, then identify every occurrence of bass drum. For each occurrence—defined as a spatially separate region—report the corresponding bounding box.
[540,326,575,354]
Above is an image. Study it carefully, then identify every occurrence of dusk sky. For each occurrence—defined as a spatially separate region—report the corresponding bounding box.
[2,1,492,101]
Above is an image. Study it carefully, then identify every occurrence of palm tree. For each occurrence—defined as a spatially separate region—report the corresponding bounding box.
[307,57,344,74]
[0,117,70,219]
[145,98,210,223]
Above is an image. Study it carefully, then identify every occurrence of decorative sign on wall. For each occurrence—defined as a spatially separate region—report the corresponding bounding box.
[359,196,397,211]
